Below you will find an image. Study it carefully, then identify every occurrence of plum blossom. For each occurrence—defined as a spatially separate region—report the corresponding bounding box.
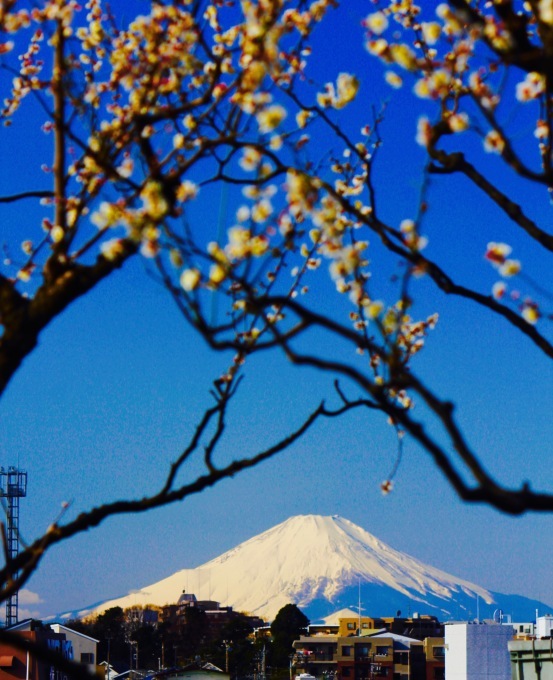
[380,479,394,495]
[180,268,201,292]
[535,120,548,140]
[485,242,512,265]
[365,11,388,36]
[256,104,286,133]
[538,0,553,25]
[492,282,507,300]
[521,301,540,324]
[516,72,545,102]
[384,71,403,88]
[416,116,433,147]
[448,113,469,132]
[483,130,505,154]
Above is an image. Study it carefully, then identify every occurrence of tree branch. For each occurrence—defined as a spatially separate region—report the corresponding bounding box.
[0,385,378,600]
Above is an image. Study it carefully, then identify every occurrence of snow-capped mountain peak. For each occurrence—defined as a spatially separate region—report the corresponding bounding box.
[66,514,501,622]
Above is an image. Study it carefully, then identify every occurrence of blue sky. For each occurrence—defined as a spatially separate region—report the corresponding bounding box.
[1,0,552,621]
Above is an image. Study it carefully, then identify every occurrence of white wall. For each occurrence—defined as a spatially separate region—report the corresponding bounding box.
[50,623,98,665]
[445,624,512,680]
[537,617,553,638]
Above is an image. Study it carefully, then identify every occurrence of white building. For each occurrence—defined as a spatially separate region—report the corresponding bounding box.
[536,616,553,638]
[509,622,535,637]
[49,623,99,670]
[445,623,512,680]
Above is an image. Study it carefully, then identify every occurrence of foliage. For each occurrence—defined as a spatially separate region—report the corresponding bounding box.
[66,606,131,670]
[270,603,308,668]
[129,622,165,671]
[69,605,258,674]
[206,614,259,676]
[0,0,552,672]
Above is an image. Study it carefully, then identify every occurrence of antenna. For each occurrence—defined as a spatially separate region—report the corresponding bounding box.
[0,467,27,627]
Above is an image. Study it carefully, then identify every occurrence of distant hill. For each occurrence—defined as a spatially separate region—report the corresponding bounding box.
[53,515,552,623]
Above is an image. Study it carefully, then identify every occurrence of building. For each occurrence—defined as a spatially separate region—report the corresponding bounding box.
[508,622,535,638]
[161,590,264,641]
[536,615,553,638]
[509,639,553,680]
[99,661,119,679]
[125,606,160,628]
[49,622,99,669]
[445,623,512,680]
[423,638,445,680]
[336,616,443,642]
[293,626,442,680]
[0,618,102,679]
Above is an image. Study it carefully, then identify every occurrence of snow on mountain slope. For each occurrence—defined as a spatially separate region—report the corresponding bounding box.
[67,515,494,621]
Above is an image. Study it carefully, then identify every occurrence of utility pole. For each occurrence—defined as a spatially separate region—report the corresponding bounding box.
[223,641,230,674]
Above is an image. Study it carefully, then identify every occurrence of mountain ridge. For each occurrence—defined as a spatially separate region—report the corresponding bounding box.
[52,515,550,623]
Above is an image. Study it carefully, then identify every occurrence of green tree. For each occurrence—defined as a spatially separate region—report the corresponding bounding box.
[270,604,309,670]
[92,606,129,671]
[129,623,163,671]
[179,606,211,663]
[208,614,257,677]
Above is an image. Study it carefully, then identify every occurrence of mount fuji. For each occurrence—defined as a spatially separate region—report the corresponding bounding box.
[59,515,550,623]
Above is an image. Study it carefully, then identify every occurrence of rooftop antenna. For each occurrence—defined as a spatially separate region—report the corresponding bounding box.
[0,467,27,627]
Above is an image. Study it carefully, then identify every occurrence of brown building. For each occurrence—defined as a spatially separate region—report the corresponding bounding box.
[293,620,444,680]
[422,638,445,680]
[336,616,443,642]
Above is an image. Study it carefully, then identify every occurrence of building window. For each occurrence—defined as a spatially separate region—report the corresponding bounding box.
[362,623,370,629]
[342,646,352,657]
[347,623,356,630]
[81,653,95,664]
[394,652,408,665]
[433,668,445,680]
[342,668,351,677]
[356,645,371,661]
[432,647,445,658]
[376,647,389,657]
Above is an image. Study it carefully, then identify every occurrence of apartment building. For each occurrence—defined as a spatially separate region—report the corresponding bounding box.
[293,628,443,680]
[336,617,443,642]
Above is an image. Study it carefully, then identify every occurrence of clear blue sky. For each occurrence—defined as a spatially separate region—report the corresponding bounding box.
[0,0,552,621]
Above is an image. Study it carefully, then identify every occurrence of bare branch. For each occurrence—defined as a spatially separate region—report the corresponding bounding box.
[0,387,378,598]
[0,190,54,203]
